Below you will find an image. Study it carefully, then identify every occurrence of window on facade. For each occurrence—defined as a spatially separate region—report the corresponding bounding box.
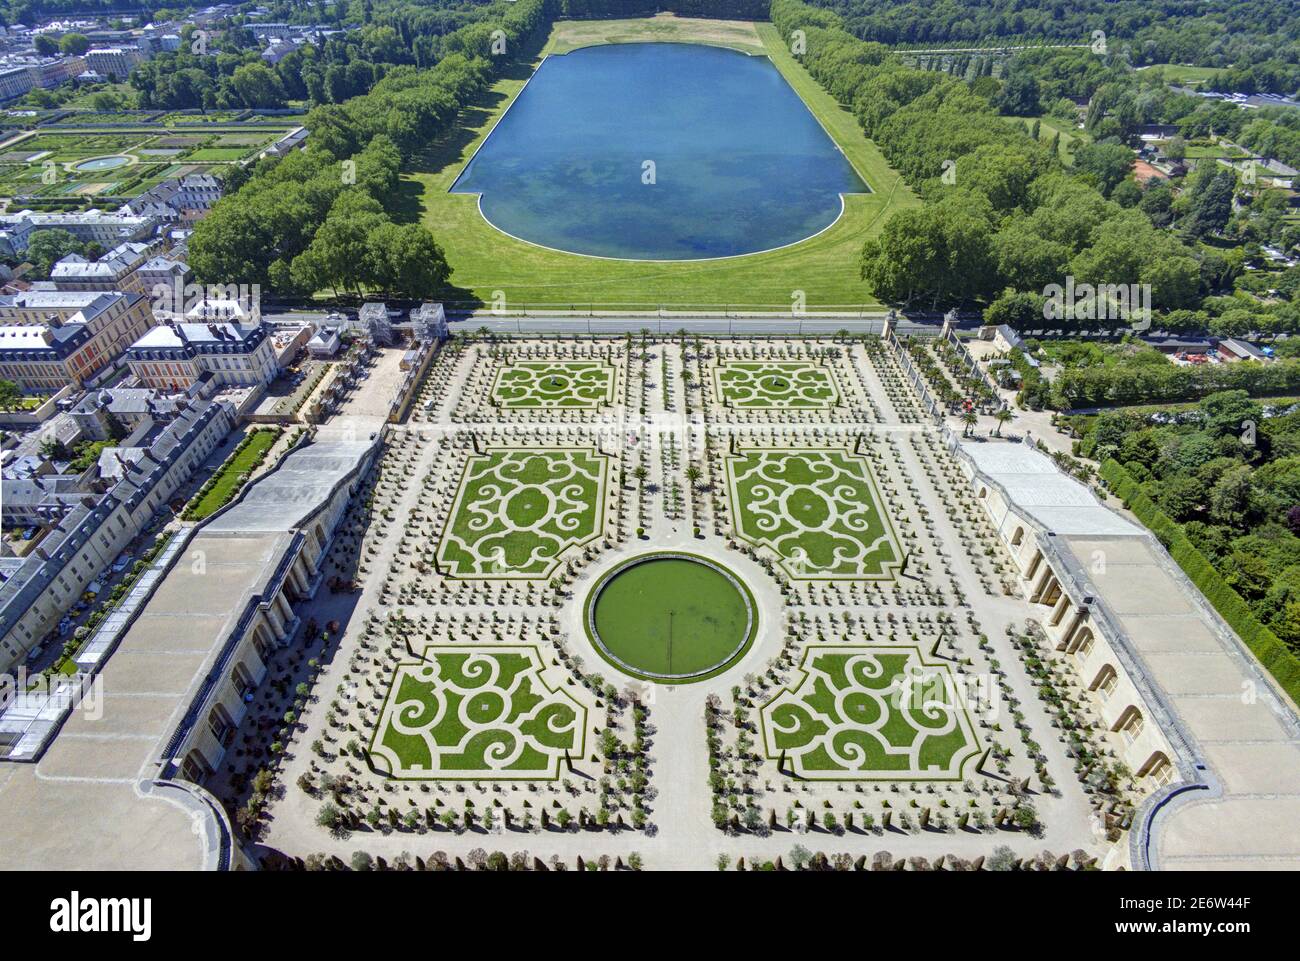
[1150,760,1174,787]
[207,708,231,743]
[232,664,253,699]
[1121,711,1144,744]
[1098,671,1118,701]
[180,752,208,783]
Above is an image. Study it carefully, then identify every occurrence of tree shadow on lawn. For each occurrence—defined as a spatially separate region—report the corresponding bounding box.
[400,66,525,191]
[395,59,543,313]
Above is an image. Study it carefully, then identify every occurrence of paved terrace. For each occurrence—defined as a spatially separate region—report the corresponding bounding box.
[963,442,1300,870]
[0,531,290,868]
[0,438,380,870]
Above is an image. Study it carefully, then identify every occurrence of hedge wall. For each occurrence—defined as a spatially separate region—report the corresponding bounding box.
[1101,458,1300,707]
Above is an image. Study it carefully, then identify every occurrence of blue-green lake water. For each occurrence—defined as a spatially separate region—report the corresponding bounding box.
[451,43,868,261]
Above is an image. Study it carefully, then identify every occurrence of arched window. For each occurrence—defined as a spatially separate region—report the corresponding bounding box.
[1138,751,1174,787]
[231,662,254,700]
[180,748,211,784]
[1040,576,1062,606]
[1070,628,1095,659]
[252,625,272,662]
[1113,706,1145,744]
[1026,551,1043,580]
[1011,526,1024,546]
[208,703,234,745]
[1090,664,1119,701]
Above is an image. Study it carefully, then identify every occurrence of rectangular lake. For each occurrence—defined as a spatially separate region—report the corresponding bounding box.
[451,42,869,261]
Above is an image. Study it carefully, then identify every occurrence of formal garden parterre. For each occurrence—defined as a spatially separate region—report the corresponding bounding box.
[0,120,296,203]
[369,645,588,779]
[724,446,902,580]
[760,645,982,780]
[491,360,617,409]
[229,332,1146,868]
[436,446,610,578]
[714,360,840,409]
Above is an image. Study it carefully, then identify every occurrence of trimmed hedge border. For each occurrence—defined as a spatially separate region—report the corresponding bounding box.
[182,428,281,521]
[1101,458,1300,706]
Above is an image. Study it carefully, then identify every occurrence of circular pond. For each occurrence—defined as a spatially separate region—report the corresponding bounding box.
[585,552,756,681]
[72,155,132,172]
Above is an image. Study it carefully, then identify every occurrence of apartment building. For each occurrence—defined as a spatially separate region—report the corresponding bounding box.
[136,256,191,298]
[0,398,234,671]
[83,46,143,80]
[0,290,154,392]
[126,321,278,390]
[49,242,152,293]
[0,210,156,257]
[120,174,222,223]
[1,286,152,353]
[0,64,33,102]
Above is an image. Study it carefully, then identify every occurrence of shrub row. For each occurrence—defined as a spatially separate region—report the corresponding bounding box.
[182,428,281,521]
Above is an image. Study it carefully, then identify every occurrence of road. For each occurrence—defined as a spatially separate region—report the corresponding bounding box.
[441,313,974,337]
[260,304,988,337]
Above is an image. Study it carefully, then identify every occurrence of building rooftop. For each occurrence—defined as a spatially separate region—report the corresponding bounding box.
[0,321,90,359]
[962,437,1300,870]
[184,298,253,323]
[128,321,263,356]
[0,289,142,319]
[49,241,150,282]
[206,438,376,534]
[0,426,375,869]
[962,442,1139,536]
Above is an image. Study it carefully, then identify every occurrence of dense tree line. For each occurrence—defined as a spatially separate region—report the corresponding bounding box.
[189,134,451,297]
[128,1,493,111]
[1081,389,1300,655]
[1235,111,1300,171]
[798,0,1299,89]
[558,0,768,18]
[771,0,1206,313]
[0,0,173,25]
[994,49,1300,175]
[188,0,557,299]
[774,0,1300,332]
[1050,344,1300,410]
[914,41,1300,172]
